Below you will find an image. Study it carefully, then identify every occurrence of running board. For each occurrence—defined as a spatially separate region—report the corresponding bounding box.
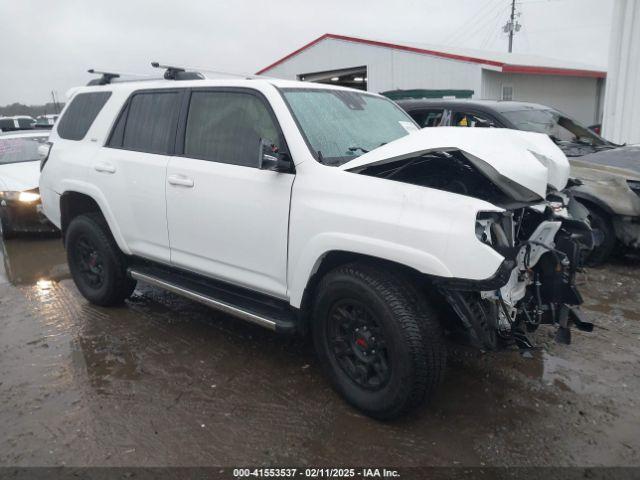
[128,267,297,333]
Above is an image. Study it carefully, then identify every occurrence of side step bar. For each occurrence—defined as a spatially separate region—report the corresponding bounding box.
[128,267,297,333]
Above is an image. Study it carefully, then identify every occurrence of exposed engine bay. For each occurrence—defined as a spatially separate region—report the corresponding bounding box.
[358,149,596,350]
[359,150,513,205]
[455,194,595,350]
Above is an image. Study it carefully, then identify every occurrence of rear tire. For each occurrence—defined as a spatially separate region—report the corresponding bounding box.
[312,262,446,420]
[66,213,136,306]
[585,206,616,266]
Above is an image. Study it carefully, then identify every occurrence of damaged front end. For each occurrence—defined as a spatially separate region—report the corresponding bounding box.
[439,193,594,350]
[342,127,595,350]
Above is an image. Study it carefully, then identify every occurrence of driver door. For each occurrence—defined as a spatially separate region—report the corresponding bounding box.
[166,88,294,299]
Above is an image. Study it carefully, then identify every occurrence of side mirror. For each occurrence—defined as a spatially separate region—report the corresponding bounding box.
[258,138,292,173]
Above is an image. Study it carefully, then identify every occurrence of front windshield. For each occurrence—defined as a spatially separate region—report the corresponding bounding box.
[282,88,416,166]
[501,108,607,146]
[0,136,48,165]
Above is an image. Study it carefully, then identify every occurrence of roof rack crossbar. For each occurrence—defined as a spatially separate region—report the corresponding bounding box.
[87,69,122,86]
[151,62,205,81]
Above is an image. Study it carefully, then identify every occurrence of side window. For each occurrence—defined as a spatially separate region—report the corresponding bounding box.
[452,111,496,128]
[120,92,181,154]
[410,109,445,128]
[57,92,112,141]
[184,91,281,168]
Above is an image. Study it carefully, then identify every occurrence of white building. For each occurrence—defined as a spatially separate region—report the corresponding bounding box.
[602,0,640,144]
[257,33,606,125]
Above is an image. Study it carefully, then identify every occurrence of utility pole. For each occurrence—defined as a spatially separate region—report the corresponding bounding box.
[51,91,60,114]
[503,0,521,53]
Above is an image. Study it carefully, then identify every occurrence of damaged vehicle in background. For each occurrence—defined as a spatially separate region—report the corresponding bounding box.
[569,159,640,263]
[0,131,57,238]
[397,98,637,264]
[40,71,593,419]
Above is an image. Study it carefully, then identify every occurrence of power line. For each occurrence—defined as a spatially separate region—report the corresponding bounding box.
[446,0,505,45]
[457,2,511,45]
[480,5,510,50]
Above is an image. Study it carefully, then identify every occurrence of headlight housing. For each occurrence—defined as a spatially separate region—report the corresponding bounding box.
[18,191,40,203]
[0,190,41,204]
[476,211,515,258]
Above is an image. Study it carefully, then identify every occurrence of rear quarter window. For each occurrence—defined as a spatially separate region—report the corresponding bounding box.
[57,92,112,141]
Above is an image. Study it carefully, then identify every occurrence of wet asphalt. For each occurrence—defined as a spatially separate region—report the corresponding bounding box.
[0,236,639,467]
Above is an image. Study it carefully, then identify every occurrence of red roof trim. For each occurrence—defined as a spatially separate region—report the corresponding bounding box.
[256,34,333,75]
[256,33,606,79]
[502,64,606,78]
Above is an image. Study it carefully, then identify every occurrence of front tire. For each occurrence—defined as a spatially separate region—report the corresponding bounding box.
[66,213,136,306]
[312,262,446,420]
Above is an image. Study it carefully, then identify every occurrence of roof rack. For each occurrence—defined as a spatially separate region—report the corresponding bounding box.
[151,62,205,81]
[87,69,121,85]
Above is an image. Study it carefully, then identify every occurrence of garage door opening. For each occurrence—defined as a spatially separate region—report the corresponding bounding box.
[298,66,367,91]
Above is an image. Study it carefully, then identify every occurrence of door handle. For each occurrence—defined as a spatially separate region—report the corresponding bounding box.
[94,162,116,174]
[167,175,194,188]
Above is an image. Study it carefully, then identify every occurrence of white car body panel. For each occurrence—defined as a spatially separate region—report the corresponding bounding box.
[0,131,50,192]
[166,157,294,299]
[39,77,562,310]
[0,161,40,192]
[90,147,171,263]
[286,163,504,307]
[339,127,570,197]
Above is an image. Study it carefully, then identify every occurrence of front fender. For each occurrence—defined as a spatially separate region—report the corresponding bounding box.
[288,233,454,308]
[571,182,640,217]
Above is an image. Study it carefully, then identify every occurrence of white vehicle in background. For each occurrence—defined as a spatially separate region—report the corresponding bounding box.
[39,65,593,419]
[0,115,36,132]
[35,114,59,130]
[0,131,56,238]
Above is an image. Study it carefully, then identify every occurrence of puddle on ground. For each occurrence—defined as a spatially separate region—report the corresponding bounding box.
[1,237,639,466]
[0,237,68,286]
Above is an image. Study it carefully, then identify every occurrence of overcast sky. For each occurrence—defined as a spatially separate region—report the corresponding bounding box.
[0,0,614,106]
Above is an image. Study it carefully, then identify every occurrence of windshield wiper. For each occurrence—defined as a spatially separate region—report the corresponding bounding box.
[348,146,370,154]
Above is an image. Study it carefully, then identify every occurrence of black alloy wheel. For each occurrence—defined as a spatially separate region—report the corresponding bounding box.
[74,235,105,289]
[328,299,391,391]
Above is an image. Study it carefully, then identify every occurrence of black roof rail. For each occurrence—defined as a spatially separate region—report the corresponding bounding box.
[87,69,121,85]
[151,62,205,81]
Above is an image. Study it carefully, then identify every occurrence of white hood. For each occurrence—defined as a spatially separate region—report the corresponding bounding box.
[0,161,40,192]
[339,127,570,199]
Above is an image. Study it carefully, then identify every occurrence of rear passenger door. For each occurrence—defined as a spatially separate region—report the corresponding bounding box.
[166,88,294,299]
[97,89,182,263]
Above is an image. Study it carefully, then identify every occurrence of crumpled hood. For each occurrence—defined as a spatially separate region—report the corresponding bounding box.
[339,127,570,199]
[0,161,40,192]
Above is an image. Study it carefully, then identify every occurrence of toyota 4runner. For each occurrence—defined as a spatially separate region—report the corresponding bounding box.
[39,65,594,419]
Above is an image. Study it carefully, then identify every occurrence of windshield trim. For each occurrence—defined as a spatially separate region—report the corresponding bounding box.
[277,86,418,166]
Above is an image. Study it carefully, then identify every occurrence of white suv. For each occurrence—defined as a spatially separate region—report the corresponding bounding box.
[40,67,593,419]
